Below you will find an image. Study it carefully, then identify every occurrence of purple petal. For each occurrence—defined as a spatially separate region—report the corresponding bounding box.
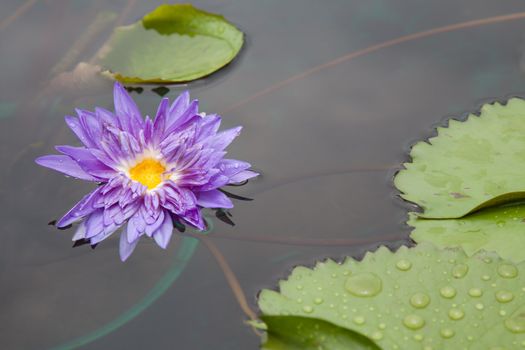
[166,91,190,126]
[152,97,169,143]
[229,170,259,184]
[95,107,118,127]
[196,190,233,209]
[77,109,103,148]
[35,155,96,181]
[84,209,104,238]
[65,116,96,148]
[72,221,87,241]
[198,173,229,191]
[161,184,198,215]
[90,224,120,244]
[127,210,145,242]
[113,82,143,134]
[120,231,139,261]
[55,145,116,179]
[145,208,165,236]
[181,208,205,231]
[153,212,173,249]
[196,114,221,141]
[217,159,250,176]
[143,117,154,146]
[204,126,242,151]
[215,159,258,185]
[174,168,217,187]
[164,100,199,137]
[89,148,120,169]
[56,187,103,227]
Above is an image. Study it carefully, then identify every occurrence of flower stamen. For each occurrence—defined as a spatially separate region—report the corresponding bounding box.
[129,158,166,190]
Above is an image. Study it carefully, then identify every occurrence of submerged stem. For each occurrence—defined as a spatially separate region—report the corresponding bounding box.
[222,11,525,114]
[199,237,258,321]
[0,0,38,32]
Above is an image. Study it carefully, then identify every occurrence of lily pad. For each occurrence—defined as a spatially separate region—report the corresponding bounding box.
[259,243,525,349]
[409,202,525,263]
[96,4,243,83]
[394,98,525,218]
[261,316,379,350]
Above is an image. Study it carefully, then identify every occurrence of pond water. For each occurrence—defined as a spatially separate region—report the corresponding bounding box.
[2,0,525,348]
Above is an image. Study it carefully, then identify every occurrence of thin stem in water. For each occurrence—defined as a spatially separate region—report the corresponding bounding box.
[199,237,258,321]
[222,11,525,114]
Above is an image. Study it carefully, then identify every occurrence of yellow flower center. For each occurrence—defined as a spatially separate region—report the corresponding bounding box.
[129,158,166,190]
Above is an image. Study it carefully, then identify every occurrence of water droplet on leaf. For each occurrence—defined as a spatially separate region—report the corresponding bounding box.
[448,308,465,320]
[440,328,455,338]
[302,305,313,313]
[496,290,514,303]
[410,293,430,309]
[371,331,383,340]
[468,288,483,297]
[505,306,525,333]
[403,314,425,330]
[452,264,469,278]
[353,316,365,325]
[396,259,412,271]
[440,286,457,299]
[345,273,382,297]
[498,264,518,279]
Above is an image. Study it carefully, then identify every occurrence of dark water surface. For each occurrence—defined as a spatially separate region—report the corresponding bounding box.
[2,0,525,349]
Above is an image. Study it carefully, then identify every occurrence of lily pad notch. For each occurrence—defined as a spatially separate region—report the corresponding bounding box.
[394,98,525,262]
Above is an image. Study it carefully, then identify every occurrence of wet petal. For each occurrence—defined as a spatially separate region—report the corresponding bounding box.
[35,155,96,181]
[166,91,190,126]
[120,231,139,261]
[84,209,105,239]
[153,212,173,249]
[164,100,199,136]
[72,221,87,241]
[152,97,169,143]
[196,189,233,209]
[196,114,221,141]
[56,145,116,179]
[229,170,259,184]
[113,82,143,134]
[204,126,242,151]
[56,187,103,227]
[145,209,165,237]
[65,116,95,148]
[182,207,205,230]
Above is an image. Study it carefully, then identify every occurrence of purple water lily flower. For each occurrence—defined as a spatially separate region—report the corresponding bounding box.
[36,83,258,261]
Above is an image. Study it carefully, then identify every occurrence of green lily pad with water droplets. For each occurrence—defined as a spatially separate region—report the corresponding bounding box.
[96,4,243,83]
[394,98,525,219]
[261,316,380,350]
[409,203,525,263]
[258,243,525,349]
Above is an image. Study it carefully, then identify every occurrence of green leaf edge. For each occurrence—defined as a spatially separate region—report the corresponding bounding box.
[394,98,525,219]
[261,315,380,350]
[99,4,244,84]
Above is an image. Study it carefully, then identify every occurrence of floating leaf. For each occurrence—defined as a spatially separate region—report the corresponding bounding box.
[96,4,243,83]
[394,98,525,218]
[261,316,379,350]
[259,243,525,349]
[409,202,525,263]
